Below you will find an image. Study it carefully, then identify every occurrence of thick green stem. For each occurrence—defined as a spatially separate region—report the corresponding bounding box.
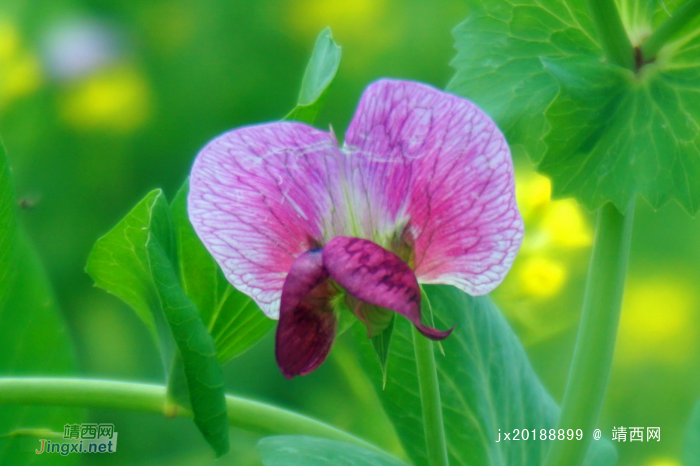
[641,0,700,60]
[543,200,635,466]
[586,0,636,70]
[413,327,449,466]
[0,377,380,452]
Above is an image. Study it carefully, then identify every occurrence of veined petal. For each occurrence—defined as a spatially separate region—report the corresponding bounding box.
[189,122,343,318]
[344,79,524,295]
[323,236,451,340]
[275,250,337,379]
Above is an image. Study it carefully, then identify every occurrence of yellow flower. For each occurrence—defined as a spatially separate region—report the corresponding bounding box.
[60,65,150,132]
[645,459,681,466]
[516,171,551,221]
[616,277,696,365]
[517,256,567,298]
[0,19,20,60]
[540,201,593,248]
[289,0,385,38]
[0,18,43,109]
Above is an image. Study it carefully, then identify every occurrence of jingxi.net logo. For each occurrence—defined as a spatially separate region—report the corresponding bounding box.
[35,423,117,456]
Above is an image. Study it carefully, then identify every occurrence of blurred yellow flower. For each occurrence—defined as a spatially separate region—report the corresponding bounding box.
[0,18,43,109]
[516,171,593,251]
[516,171,551,221]
[645,459,681,466]
[0,19,20,59]
[518,256,567,298]
[289,0,385,37]
[540,201,593,248]
[616,277,696,365]
[60,65,150,132]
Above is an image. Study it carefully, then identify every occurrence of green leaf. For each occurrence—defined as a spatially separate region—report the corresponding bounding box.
[86,190,229,456]
[170,180,273,364]
[285,27,341,125]
[0,145,80,465]
[370,314,395,389]
[144,197,229,456]
[257,436,410,466]
[684,398,700,464]
[86,190,166,340]
[449,0,700,214]
[354,285,617,466]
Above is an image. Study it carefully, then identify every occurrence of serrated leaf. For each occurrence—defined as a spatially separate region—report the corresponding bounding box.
[285,27,341,125]
[0,144,80,465]
[354,285,617,466]
[170,180,273,364]
[449,0,700,213]
[86,190,228,456]
[257,436,409,466]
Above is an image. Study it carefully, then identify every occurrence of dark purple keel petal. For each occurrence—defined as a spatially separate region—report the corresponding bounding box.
[323,236,452,341]
[275,250,337,379]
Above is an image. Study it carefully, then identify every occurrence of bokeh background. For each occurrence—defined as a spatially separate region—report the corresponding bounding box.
[1,0,700,465]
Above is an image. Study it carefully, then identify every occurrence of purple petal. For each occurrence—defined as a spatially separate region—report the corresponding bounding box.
[189,122,344,318]
[323,236,451,340]
[275,250,337,379]
[344,80,524,295]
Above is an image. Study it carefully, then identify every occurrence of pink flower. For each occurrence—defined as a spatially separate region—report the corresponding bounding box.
[189,80,523,378]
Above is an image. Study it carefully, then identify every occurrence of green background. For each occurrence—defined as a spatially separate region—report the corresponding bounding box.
[1,0,699,465]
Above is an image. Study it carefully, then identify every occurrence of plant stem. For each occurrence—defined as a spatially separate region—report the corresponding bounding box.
[412,327,449,466]
[543,200,635,466]
[586,0,636,70]
[641,0,700,60]
[0,377,380,452]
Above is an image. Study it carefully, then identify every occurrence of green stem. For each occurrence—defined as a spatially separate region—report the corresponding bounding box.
[0,377,380,452]
[641,0,700,60]
[543,200,635,466]
[586,0,636,70]
[413,327,449,466]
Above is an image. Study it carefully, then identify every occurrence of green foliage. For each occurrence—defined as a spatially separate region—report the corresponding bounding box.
[285,27,342,125]
[257,436,410,466]
[170,181,274,364]
[0,143,80,465]
[354,285,617,466]
[449,0,700,214]
[86,189,229,456]
[144,194,229,456]
[85,190,166,339]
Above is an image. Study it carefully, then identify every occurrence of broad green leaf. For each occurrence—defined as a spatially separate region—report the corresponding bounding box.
[285,27,341,125]
[86,190,228,456]
[170,180,273,364]
[257,436,409,466]
[354,285,617,466]
[145,197,229,457]
[684,398,700,464]
[86,190,165,339]
[0,146,80,464]
[449,0,700,214]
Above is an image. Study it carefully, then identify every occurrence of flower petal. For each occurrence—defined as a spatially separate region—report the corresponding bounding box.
[344,79,524,295]
[189,122,342,318]
[323,236,452,340]
[275,250,337,379]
